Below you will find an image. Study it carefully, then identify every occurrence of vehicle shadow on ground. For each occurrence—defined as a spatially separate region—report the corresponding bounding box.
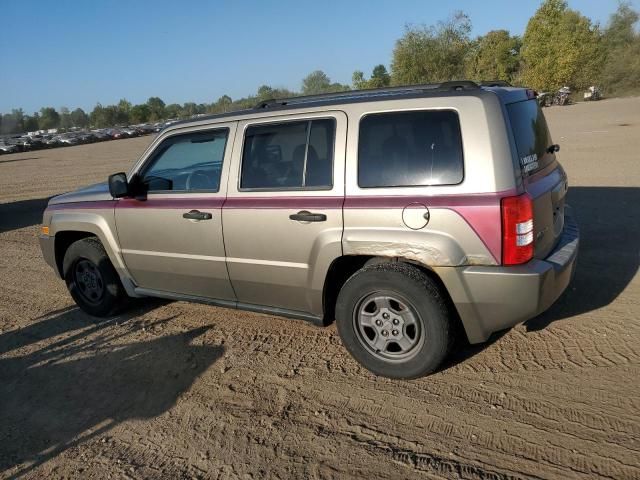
[0,156,41,165]
[0,302,223,477]
[0,197,50,233]
[526,186,639,331]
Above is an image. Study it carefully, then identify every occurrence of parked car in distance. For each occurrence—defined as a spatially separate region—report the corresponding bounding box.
[0,141,19,154]
[39,81,579,378]
[57,134,80,146]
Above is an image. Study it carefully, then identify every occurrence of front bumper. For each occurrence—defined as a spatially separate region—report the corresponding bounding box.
[437,208,579,343]
[39,234,58,274]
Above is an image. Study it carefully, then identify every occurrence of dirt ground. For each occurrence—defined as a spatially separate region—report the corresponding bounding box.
[1,98,638,480]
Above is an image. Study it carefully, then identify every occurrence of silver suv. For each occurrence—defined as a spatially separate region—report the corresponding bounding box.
[39,81,579,378]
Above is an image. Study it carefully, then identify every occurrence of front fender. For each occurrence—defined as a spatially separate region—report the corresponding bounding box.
[49,209,139,297]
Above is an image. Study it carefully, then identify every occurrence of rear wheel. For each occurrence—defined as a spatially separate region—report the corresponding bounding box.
[63,237,128,317]
[335,262,452,379]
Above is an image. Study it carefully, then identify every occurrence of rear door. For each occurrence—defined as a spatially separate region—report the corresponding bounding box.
[506,99,568,258]
[223,111,346,315]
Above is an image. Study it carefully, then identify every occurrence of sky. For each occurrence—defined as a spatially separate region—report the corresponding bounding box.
[0,0,634,114]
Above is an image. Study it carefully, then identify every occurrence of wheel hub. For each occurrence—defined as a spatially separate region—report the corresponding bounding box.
[371,307,406,341]
[74,259,105,304]
[354,293,422,360]
[82,271,97,290]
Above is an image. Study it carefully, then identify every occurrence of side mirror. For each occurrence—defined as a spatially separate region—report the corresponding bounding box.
[108,172,129,198]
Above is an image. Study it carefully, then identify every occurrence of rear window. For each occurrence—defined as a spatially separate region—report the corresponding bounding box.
[506,99,554,175]
[358,110,464,188]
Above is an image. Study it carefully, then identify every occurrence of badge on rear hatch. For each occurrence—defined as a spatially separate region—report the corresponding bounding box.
[520,153,539,173]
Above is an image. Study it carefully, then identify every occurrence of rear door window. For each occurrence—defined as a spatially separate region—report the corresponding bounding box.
[358,110,464,188]
[240,119,335,190]
[506,99,555,175]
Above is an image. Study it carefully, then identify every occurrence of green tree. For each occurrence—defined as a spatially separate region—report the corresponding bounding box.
[371,65,391,87]
[352,70,367,89]
[301,70,348,95]
[215,95,233,113]
[0,109,25,134]
[391,11,472,85]
[353,65,392,89]
[24,113,40,132]
[257,85,275,100]
[116,99,131,125]
[465,30,521,82]
[165,103,182,119]
[146,97,166,122]
[181,102,198,118]
[90,103,119,128]
[520,0,602,91]
[39,107,60,130]
[70,108,89,128]
[59,107,72,130]
[599,2,640,95]
[302,70,331,95]
[129,104,151,124]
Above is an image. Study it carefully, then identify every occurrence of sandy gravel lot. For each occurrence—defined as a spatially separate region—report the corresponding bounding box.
[1,98,639,479]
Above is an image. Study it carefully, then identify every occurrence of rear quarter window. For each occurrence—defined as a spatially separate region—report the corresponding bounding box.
[506,99,555,175]
[358,110,464,188]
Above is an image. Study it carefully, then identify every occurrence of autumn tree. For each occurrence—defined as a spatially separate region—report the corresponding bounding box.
[599,2,640,95]
[391,12,472,85]
[464,30,521,83]
[520,0,602,91]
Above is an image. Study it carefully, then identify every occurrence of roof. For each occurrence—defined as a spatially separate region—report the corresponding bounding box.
[169,80,529,129]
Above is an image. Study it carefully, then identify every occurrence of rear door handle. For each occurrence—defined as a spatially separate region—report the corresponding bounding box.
[289,210,327,222]
[183,210,212,220]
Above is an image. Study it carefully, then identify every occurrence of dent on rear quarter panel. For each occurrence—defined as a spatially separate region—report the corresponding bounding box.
[342,209,498,267]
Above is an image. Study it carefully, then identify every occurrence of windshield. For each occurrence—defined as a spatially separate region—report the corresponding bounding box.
[506,99,555,175]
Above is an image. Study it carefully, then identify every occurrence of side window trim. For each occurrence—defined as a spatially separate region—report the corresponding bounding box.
[138,127,230,194]
[238,117,336,192]
[302,120,312,188]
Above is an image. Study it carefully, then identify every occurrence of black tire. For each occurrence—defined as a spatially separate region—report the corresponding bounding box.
[62,237,128,317]
[335,262,452,379]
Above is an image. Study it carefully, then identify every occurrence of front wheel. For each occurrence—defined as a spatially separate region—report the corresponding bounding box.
[63,237,128,317]
[335,262,452,379]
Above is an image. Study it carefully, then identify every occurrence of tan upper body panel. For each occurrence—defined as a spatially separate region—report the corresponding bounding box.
[43,88,524,316]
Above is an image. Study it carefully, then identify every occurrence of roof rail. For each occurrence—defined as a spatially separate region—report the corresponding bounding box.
[253,80,481,109]
[479,80,512,87]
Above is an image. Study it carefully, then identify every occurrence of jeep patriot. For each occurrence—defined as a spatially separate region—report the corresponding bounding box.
[39,81,579,378]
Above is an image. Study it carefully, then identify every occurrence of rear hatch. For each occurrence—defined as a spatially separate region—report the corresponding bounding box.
[506,98,568,259]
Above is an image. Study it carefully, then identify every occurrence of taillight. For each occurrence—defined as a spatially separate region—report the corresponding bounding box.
[501,193,534,265]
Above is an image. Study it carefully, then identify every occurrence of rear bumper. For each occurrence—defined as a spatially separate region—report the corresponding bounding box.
[437,208,579,343]
[39,234,58,274]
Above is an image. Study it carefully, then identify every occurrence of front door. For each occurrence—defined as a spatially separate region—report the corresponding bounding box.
[223,112,346,315]
[115,124,236,300]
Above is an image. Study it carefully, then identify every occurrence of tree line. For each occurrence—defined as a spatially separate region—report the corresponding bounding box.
[1,0,638,135]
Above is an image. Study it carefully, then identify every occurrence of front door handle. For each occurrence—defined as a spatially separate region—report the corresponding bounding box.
[289,210,327,222]
[183,210,212,220]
